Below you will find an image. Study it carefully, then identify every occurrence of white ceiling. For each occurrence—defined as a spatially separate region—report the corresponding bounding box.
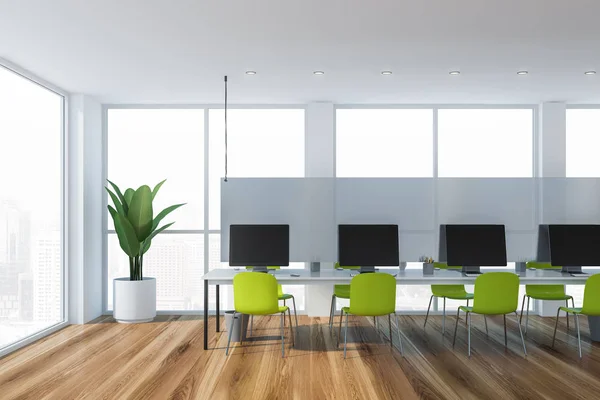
[2,0,600,104]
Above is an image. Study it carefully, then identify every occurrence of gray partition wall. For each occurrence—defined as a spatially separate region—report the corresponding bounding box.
[221,178,600,262]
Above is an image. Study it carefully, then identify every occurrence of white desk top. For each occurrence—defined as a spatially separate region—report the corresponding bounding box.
[202,268,600,285]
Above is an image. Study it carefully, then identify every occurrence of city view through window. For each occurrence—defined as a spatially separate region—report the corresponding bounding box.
[0,66,64,349]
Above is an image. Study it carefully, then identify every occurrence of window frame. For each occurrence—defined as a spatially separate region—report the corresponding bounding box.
[0,59,68,357]
[334,104,538,313]
[102,104,307,313]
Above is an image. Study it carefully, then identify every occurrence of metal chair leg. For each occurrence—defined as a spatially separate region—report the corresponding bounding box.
[388,314,393,347]
[329,294,336,329]
[453,308,460,347]
[395,313,404,356]
[281,312,285,358]
[514,312,527,356]
[575,313,582,359]
[250,315,253,336]
[484,315,489,336]
[552,307,560,348]
[442,297,447,334]
[225,313,235,356]
[503,314,507,346]
[344,311,349,359]
[288,308,295,346]
[565,299,570,331]
[467,312,472,357]
[291,295,299,328]
[239,314,244,346]
[337,309,344,346]
[525,296,530,334]
[374,316,377,329]
[519,294,527,325]
[424,295,434,329]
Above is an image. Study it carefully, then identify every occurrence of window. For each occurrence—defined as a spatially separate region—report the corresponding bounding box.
[0,64,64,350]
[106,109,204,310]
[208,109,306,309]
[438,109,533,177]
[566,109,600,177]
[336,109,433,177]
[565,108,600,301]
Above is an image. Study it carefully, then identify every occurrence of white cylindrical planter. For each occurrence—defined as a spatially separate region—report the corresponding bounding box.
[113,277,157,323]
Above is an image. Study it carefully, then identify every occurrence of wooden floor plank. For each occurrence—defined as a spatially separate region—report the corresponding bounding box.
[1,315,599,400]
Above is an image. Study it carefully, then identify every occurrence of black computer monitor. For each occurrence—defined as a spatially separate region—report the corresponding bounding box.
[338,224,399,272]
[229,224,289,271]
[548,224,600,272]
[445,224,507,273]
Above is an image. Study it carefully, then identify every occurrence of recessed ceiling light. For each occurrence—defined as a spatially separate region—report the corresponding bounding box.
[313,71,325,75]
[449,71,461,75]
[517,70,529,75]
[381,71,393,75]
[585,71,597,75]
[245,71,257,75]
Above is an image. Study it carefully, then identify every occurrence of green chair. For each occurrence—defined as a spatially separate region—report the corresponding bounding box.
[329,262,360,329]
[245,266,298,335]
[338,273,403,359]
[552,274,600,358]
[452,272,527,357]
[424,262,487,335]
[520,261,574,334]
[227,272,294,358]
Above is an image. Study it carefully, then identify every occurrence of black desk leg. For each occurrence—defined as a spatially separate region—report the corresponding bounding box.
[216,284,220,332]
[204,280,208,350]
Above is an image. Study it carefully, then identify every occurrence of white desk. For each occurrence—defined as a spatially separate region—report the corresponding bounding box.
[202,268,600,350]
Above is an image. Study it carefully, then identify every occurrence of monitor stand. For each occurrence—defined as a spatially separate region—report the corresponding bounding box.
[249,266,269,273]
[360,266,376,273]
[562,265,584,274]
[462,266,481,274]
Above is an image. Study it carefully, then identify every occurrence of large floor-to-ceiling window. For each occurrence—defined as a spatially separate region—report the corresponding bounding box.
[565,107,600,304]
[105,107,305,312]
[336,106,535,312]
[0,63,65,351]
[336,108,434,310]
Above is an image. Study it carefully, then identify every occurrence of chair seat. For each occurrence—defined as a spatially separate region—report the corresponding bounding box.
[278,294,293,301]
[459,306,473,313]
[438,292,474,300]
[334,284,350,299]
[526,284,571,301]
[243,306,289,315]
[560,306,583,314]
[432,285,473,300]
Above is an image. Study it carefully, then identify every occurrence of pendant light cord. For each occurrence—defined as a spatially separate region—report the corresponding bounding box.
[224,75,228,182]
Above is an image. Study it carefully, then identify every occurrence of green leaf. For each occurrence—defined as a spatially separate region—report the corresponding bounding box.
[114,213,140,258]
[152,203,185,231]
[128,185,153,241]
[107,204,118,222]
[142,222,174,254]
[152,179,166,200]
[105,187,125,216]
[107,180,129,215]
[124,188,135,207]
[141,238,152,255]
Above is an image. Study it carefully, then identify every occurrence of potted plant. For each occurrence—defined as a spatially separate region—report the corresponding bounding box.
[106,179,184,323]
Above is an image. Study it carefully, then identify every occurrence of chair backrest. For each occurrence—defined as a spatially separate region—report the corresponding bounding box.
[434,262,461,270]
[526,261,561,270]
[581,274,600,315]
[335,262,360,270]
[233,272,280,315]
[472,272,519,315]
[349,273,396,316]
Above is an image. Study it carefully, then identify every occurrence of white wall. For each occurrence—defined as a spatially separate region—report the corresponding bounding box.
[68,95,103,324]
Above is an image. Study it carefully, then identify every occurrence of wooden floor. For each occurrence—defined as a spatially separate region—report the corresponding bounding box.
[1,314,600,400]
